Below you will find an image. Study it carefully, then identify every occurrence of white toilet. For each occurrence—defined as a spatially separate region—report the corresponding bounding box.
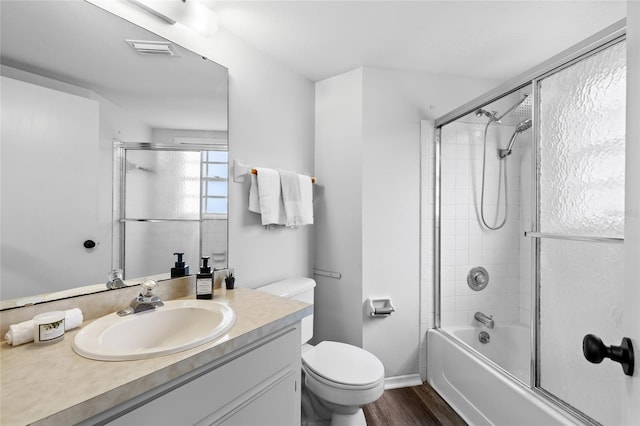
[257,278,385,426]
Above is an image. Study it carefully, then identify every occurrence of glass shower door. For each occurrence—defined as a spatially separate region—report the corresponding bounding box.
[123,149,201,279]
[535,39,626,424]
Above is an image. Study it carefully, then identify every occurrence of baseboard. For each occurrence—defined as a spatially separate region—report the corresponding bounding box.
[384,374,423,390]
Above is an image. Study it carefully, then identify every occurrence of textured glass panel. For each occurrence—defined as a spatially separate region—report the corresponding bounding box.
[539,239,624,425]
[124,221,199,279]
[539,41,626,237]
[125,150,201,219]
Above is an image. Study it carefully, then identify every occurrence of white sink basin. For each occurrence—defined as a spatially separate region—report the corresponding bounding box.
[73,300,236,361]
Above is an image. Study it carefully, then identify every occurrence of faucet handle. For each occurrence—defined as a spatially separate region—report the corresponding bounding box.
[141,279,158,297]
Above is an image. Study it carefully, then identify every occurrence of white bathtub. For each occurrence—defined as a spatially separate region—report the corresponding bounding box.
[449,324,531,384]
[427,328,578,426]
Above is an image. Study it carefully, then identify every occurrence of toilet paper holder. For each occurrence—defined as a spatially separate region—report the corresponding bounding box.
[367,298,396,317]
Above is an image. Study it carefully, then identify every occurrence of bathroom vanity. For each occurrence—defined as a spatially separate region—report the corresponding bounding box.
[0,288,311,425]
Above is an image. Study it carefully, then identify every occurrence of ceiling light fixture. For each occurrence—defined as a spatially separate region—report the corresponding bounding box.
[127,0,218,38]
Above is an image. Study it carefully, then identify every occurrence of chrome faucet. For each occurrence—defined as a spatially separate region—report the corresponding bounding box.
[117,279,164,316]
[106,269,126,290]
[474,311,495,329]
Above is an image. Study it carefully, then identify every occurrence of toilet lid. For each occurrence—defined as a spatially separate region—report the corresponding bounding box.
[302,341,384,386]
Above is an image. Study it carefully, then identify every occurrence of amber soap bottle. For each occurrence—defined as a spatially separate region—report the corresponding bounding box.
[196,256,213,300]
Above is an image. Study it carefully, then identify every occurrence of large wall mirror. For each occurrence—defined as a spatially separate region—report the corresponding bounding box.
[0,1,228,308]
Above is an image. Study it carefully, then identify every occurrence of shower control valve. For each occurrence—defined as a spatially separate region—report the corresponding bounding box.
[467,266,489,291]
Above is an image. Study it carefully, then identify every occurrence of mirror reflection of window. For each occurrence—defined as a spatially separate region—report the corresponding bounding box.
[202,151,228,217]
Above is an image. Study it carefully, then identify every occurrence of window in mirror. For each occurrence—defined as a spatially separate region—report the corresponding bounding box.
[202,150,228,216]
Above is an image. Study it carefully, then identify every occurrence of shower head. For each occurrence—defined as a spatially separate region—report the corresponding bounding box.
[499,118,532,158]
[515,118,532,133]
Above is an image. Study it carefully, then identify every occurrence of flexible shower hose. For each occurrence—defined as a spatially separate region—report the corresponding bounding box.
[480,120,508,230]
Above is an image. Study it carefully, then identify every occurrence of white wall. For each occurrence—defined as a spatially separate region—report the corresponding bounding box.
[88,0,316,287]
[314,69,364,347]
[316,66,497,378]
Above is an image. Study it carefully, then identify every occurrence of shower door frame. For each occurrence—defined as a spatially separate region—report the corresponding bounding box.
[114,141,219,278]
[432,19,627,425]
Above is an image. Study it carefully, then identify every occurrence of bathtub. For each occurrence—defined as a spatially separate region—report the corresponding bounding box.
[427,328,578,426]
[449,324,531,383]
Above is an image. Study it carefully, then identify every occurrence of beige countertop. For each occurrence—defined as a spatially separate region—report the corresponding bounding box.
[0,288,311,425]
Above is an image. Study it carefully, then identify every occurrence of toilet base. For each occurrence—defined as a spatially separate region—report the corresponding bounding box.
[301,377,370,426]
[331,409,366,426]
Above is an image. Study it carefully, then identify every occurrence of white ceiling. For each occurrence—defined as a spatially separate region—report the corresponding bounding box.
[206,0,627,83]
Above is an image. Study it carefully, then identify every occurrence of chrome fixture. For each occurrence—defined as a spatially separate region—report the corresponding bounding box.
[499,118,533,158]
[117,279,164,316]
[479,331,491,344]
[474,311,495,329]
[479,93,532,230]
[106,269,126,289]
[467,266,489,291]
[475,108,498,120]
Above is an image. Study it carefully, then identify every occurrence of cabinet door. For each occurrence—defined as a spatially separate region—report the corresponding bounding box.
[108,327,300,425]
[217,372,298,426]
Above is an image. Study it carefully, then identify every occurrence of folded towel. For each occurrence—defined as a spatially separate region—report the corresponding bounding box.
[279,169,301,227]
[4,308,83,346]
[279,169,313,227]
[255,167,286,226]
[248,173,261,214]
[298,174,314,226]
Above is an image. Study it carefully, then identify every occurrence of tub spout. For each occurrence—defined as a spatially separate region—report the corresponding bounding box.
[474,311,495,329]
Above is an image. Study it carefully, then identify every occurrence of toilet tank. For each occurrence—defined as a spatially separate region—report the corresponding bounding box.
[256,278,315,344]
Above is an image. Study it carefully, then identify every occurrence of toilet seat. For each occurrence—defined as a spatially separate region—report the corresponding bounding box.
[302,341,385,388]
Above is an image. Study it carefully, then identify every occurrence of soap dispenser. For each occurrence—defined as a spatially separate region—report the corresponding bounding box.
[171,252,189,278]
[196,256,213,300]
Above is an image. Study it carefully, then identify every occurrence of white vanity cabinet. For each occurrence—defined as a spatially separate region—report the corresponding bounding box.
[95,326,301,425]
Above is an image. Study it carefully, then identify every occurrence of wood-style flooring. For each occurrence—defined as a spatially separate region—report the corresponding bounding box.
[363,382,467,426]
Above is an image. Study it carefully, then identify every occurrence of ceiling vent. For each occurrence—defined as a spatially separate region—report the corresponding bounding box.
[126,40,180,56]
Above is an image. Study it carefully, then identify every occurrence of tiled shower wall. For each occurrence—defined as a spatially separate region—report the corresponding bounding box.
[439,121,527,327]
[420,119,533,329]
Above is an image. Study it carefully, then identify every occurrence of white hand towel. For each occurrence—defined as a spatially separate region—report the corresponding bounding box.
[279,170,313,227]
[255,167,286,226]
[64,308,84,330]
[298,174,314,225]
[249,173,261,213]
[4,308,84,346]
[279,169,302,227]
